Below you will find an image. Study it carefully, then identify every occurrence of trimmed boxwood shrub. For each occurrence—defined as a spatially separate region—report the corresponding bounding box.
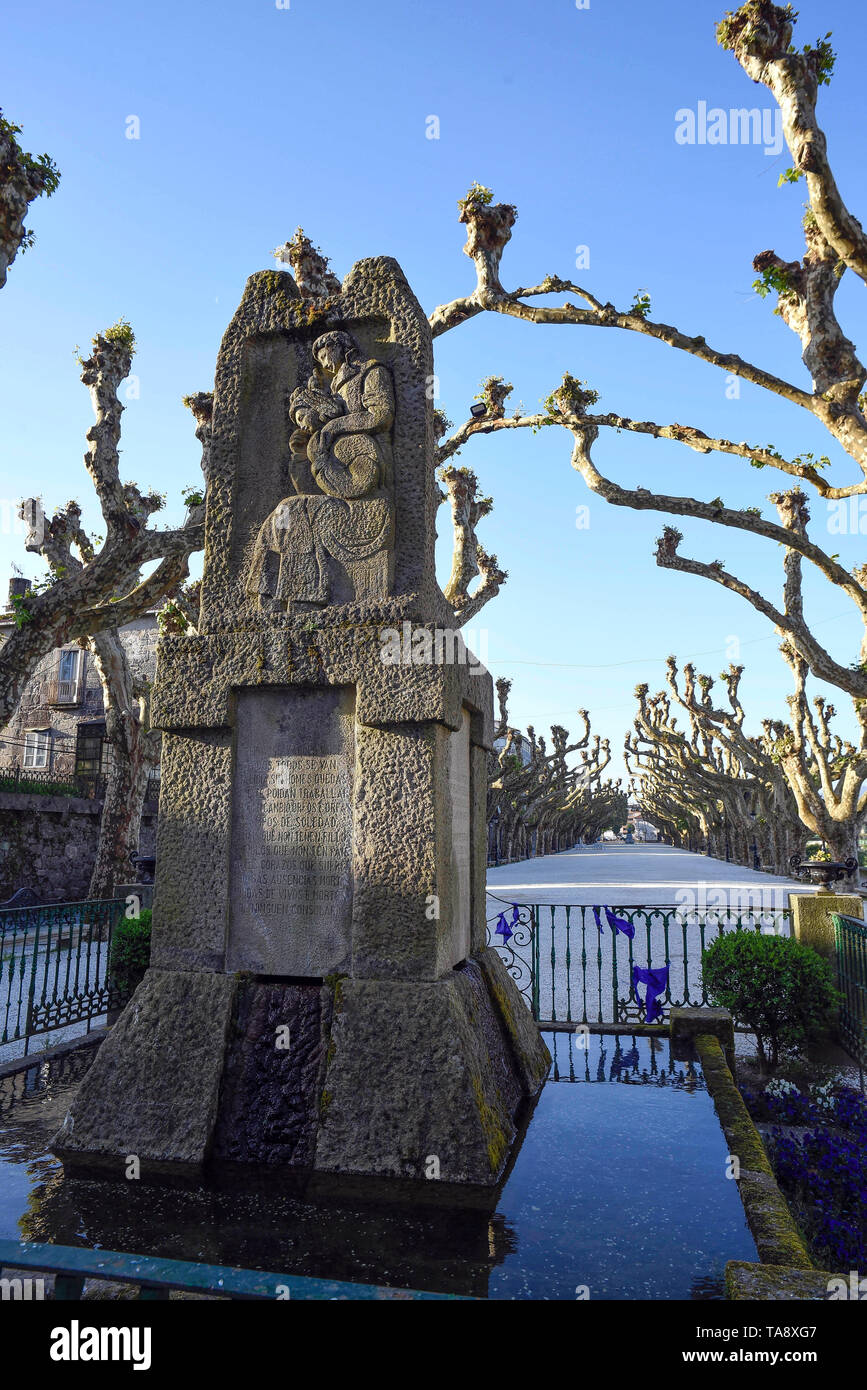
[702,931,840,1068]
[109,909,152,997]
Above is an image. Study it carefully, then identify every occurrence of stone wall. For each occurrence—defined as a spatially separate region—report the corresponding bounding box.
[0,793,157,903]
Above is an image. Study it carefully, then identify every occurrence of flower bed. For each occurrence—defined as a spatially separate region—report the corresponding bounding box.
[740,1079,867,1270]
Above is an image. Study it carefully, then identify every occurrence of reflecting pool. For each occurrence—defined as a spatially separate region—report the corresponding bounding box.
[0,1033,756,1299]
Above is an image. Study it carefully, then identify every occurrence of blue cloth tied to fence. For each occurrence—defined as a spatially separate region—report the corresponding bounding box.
[632,964,670,1023]
[591,905,635,940]
[605,907,635,940]
[494,904,522,943]
[494,912,513,943]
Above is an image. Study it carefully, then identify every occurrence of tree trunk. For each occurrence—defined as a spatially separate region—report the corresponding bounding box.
[825,826,861,888]
[87,630,155,901]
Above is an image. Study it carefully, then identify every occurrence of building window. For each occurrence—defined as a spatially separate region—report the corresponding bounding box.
[75,722,106,780]
[51,649,84,705]
[23,729,50,770]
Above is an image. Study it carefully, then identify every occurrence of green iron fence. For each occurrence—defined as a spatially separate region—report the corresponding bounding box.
[0,899,129,1055]
[0,1240,465,1301]
[487,899,793,1027]
[832,913,867,1069]
[0,767,102,799]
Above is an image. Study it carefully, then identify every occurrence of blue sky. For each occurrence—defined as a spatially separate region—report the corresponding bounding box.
[2,0,865,783]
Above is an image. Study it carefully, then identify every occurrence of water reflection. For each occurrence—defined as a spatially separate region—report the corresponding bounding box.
[0,1035,755,1300]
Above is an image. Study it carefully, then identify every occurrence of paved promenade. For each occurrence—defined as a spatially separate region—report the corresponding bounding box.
[485,843,820,1029]
[487,841,815,909]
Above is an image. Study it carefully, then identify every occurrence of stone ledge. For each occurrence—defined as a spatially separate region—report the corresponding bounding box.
[670,1006,735,1075]
[696,1034,812,1272]
[0,1028,106,1082]
[726,1261,840,1300]
[151,628,494,746]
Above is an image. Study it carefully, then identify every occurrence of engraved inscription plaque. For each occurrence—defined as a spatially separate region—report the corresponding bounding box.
[228,686,355,976]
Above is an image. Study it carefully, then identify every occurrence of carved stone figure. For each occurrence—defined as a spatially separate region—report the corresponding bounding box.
[247,330,395,608]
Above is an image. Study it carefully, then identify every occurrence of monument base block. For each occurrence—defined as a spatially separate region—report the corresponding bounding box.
[53,968,238,1175]
[53,950,550,1188]
[315,950,550,1184]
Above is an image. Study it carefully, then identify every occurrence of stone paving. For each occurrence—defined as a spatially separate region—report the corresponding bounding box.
[487,840,816,909]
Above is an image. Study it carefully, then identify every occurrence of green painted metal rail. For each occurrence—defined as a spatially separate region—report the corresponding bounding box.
[832,913,867,1069]
[0,1240,467,1300]
[488,899,792,1026]
[0,899,129,1054]
[0,768,99,798]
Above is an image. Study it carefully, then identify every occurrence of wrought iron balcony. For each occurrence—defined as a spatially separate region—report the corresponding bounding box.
[47,675,85,707]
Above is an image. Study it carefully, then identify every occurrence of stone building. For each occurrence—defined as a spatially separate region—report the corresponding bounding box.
[0,580,159,901]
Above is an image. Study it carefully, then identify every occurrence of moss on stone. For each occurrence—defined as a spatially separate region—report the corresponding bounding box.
[736,1177,814,1269]
[726,1261,837,1301]
[698,1034,772,1175]
[252,270,291,301]
[488,971,518,1037]
[470,1071,509,1176]
[246,272,338,329]
[323,971,347,1014]
[696,1034,812,1270]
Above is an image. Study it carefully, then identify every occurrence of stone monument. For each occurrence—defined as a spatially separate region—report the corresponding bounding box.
[53,253,549,1187]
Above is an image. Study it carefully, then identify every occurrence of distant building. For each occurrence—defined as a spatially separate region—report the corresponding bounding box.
[633,819,659,842]
[0,580,160,900]
[0,579,159,792]
[493,730,533,767]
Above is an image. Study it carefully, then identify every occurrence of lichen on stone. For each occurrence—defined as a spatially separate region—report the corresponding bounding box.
[470,1071,509,1175]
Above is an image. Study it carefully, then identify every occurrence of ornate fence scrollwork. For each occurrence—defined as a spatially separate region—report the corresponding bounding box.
[486,898,535,1009]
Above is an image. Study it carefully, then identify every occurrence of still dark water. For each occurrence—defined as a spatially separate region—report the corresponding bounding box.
[0,1033,755,1299]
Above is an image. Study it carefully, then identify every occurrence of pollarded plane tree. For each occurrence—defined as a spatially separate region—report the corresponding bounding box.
[761,642,867,866]
[1,325,208,724]
[489,678,586,861]
[0,107,59,290]
[626,690,727,856]
[661,657,806,867]
[530,724,618,854]
[586,778,630,843]
[626,772,697,851]
[82,573,204,901]
[626,682,773,865]
[427,3,867,882]
[4,323,210,896]
[1,109,206,725]
[624,755,697,850]
[662,652,860,867]
[436,454,507,626]
[487,676,621,862]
